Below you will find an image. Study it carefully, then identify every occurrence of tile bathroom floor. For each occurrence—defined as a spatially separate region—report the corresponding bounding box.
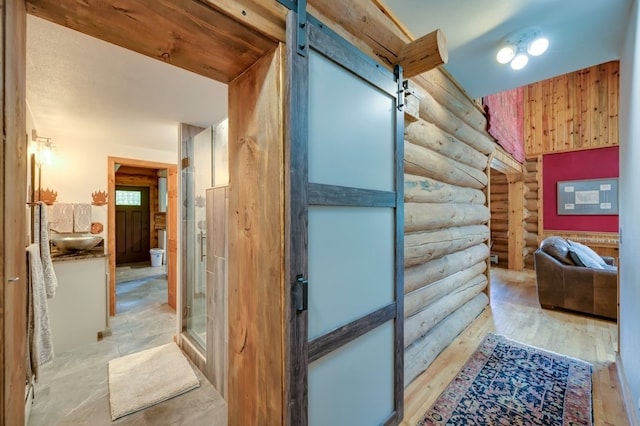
[28,262,227,426]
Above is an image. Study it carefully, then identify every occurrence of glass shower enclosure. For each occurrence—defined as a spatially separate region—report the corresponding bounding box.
[181,120,229,351]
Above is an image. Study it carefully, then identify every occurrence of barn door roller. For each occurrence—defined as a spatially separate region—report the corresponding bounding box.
[277,0,308,56]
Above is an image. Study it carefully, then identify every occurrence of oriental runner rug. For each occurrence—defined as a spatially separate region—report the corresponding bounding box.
[418,333,593,425]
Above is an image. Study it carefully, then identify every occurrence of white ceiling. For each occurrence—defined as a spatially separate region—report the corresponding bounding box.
[26,15,228,154]
[26,1,633,154]
[383,0,633,98]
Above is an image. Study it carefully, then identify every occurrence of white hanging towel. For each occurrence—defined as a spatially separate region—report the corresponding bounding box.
[26,243,55,381]
[50,203,74,233]
[37,202,57,298]
[74,203,92,233]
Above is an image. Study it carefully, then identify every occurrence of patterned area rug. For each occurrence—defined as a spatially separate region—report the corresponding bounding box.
[418,333,593,425]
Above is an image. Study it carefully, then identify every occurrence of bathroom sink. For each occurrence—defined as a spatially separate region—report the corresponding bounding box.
[50,235,103,253]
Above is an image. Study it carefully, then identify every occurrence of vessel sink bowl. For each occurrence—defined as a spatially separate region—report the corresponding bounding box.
[51,235,102,253]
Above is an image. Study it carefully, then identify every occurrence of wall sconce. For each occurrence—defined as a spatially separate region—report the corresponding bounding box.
[496,27,549,70]
[31,129,55,166]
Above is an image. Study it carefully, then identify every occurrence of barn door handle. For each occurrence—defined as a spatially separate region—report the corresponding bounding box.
[295,275,308,312]
[199,230,206,262]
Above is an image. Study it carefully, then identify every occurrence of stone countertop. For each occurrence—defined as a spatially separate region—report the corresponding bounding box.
[51,250,108,263]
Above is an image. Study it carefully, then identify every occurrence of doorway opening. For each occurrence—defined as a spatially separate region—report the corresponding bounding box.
[113,165,169,318]
[13,0,281,422]
[108,158,178,316]
[488,153,526,274]
[489,168,509,268]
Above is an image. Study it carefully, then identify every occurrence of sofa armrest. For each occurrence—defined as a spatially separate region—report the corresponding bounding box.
[534,250,565,307]
[593,268,618,319]
[562,265,596,313]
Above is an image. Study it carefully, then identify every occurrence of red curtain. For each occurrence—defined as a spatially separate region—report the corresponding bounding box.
[483,88,525,163]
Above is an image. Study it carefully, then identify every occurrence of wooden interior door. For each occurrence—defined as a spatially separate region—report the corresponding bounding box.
[115,186,150,265]
[1,0,28,422]
[286,12,404,425]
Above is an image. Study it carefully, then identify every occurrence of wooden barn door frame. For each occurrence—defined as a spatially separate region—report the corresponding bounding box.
[107,157,177,316]
[1,0,28,423]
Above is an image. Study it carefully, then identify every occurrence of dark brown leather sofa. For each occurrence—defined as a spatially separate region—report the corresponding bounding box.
[534,237,617,320]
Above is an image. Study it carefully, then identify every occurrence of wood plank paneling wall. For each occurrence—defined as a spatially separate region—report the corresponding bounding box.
[525,61,619,156]
[403,69,494,386]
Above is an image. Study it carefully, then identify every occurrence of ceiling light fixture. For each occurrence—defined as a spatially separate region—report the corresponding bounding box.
[496,27,548,71]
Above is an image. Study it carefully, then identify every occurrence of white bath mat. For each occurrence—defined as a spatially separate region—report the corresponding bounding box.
[108,342,200,420]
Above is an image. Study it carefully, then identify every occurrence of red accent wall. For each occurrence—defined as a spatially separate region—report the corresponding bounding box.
[483,88,525,163]
[543,147,619,232]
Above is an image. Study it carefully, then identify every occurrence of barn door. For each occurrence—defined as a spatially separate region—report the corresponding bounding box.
[286,10,404,426]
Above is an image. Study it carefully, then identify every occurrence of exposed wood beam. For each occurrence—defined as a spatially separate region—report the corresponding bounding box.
[26,0,277,83]
[490,145,523,177]
[200,0,286,42]
[204,0,450,78]
[307,0,447,74]
[397,29,448,78]
[27,0,448,83]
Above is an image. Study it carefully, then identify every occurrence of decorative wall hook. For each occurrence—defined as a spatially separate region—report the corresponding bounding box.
[92,190,108,206]
[38,188,58,205]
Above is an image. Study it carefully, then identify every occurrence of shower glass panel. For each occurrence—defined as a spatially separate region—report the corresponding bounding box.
[183,127,213,349]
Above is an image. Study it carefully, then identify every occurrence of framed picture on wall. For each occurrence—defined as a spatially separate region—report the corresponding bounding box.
[557,178,618,215]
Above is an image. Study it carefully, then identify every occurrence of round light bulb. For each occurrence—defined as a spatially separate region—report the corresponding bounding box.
[528,37,549,56]
[41,147,54,165]
[496,45,516,64]
[510,53,529,70]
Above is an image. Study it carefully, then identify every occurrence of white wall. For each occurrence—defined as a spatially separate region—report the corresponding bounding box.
[39,133,177,203]
[619,0,640,418]
[27,115,178,246]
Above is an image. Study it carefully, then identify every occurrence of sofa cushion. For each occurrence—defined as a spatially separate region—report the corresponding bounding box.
[567,240,614,270]
[540,237,575,265]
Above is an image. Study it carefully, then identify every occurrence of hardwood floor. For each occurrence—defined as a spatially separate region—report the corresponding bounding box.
[402,267,627,426]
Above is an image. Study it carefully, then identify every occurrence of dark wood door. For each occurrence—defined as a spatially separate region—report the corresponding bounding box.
[115,186,150,265]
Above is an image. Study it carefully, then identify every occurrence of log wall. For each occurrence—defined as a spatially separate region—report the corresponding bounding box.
[403,71,494,386]
[523,159,540,269]
[489,170,508,266]
[524,61,619,156]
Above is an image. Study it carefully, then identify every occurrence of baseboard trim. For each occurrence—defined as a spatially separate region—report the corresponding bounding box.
[616,352,640,426]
